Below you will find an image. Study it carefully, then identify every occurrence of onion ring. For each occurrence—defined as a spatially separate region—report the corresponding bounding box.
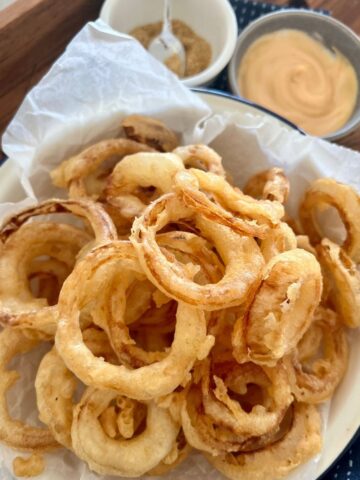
[122,114,179,152]
[175,169,284,238]
[71,388,179,477]
[233,249,322,365]
[181,384,290,456]
[260,222,297,262]
[0,198,117,245]
[201,361,292,437]
[316,238,360,327]
[0,223,90,337]
[286,307,348,404]
[173,144,225,176]
[130,193,264,310]
[243,168,290,204]
[0,328,58,451]
[50,138,154,198]
[299,178,360,262]
[205,402,322,480]
[105,151,184,216]
[55,241,212,400]
[35,328,118,449]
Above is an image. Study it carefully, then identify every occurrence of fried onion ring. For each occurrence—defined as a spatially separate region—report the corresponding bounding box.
[51,139,154,198]
[299,178,360,262]
[105,151,184,215]
[122,114,179,152]
[201,361,292,438]
[316,238,360,327]
[0,328,58,451]
[260,222,297,262]
[0,223,90,337]
[175,169,284,238]
[131,193,264,310]
[233,249,322,365]
[205,402,322,480]
[286,307,348,404]
[35,328,118,449]
[173,144,225,176]
[0,198,117,245]
[56,241,212,400]
[71,388,179,477]
[243,168,290,204]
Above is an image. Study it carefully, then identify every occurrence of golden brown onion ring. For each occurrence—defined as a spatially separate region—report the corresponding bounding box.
[299,178,360,262]
[317,238,360,327]
[104,232,222,368]
[205,402,322,480]
[122,114,179,152]
[0,223,90,337]
[50,138,154,197]
[173,144,225,176]
[286,307,348,404]
[105,151,184,215]
[243,168,290,204]
[175,169,284,239]
[71,388,179,477]
[148,429,191,476]
[233,249,322,366]
[0,328,58,452]
[56,241,212,400]
[130,193,264,310]
[35,328,118,449]
[0,198,117,245]
[201,361,292,438]
[181,385,288,456]
[260,222,297,262]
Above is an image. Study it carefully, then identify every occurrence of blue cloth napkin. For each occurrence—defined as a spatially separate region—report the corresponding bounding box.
[210,2,360,479]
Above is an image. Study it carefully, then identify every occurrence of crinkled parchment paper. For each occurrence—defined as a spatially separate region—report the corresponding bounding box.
[1,18,359,480]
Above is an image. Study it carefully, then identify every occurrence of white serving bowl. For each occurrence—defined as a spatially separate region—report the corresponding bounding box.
[100,0,238,87]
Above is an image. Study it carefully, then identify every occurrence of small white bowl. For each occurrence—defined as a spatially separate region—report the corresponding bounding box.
[100,0,238,87]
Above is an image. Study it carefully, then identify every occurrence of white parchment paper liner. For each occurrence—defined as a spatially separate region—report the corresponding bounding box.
[1,18,359,480]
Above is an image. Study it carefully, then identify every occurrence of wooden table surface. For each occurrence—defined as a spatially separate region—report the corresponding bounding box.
[0,0,360,155]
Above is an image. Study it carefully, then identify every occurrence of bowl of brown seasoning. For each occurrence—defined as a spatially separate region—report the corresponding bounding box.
[100,0,238,87]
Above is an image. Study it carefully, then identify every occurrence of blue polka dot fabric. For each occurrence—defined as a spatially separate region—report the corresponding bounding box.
[209,2,360,480]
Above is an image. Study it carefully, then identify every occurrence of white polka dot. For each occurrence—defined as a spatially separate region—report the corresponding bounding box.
[347,471,351,476]
[349,460,353,467]
[241,7,246,14]
[334,474,338,479]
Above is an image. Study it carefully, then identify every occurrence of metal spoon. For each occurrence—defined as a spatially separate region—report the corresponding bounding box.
[148,0,186,77]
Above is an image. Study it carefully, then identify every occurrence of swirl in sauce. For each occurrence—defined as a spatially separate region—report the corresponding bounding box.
[238,29,358,136]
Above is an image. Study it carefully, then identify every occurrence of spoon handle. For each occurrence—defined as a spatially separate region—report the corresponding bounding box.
[162,0,172,34]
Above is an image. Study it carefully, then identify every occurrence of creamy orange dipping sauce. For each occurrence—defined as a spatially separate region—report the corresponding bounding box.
[238,29,358,136]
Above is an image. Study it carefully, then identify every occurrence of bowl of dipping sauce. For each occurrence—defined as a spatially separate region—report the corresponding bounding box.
[100,0,238,88]
[228,10,360,141]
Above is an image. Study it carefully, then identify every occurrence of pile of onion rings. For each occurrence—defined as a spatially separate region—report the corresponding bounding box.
[0,114,357,479]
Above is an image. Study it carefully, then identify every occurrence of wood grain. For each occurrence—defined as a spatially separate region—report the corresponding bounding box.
[0,0,103,138]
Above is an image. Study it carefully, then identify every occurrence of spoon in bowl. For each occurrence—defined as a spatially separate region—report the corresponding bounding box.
[148,0,186,77]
